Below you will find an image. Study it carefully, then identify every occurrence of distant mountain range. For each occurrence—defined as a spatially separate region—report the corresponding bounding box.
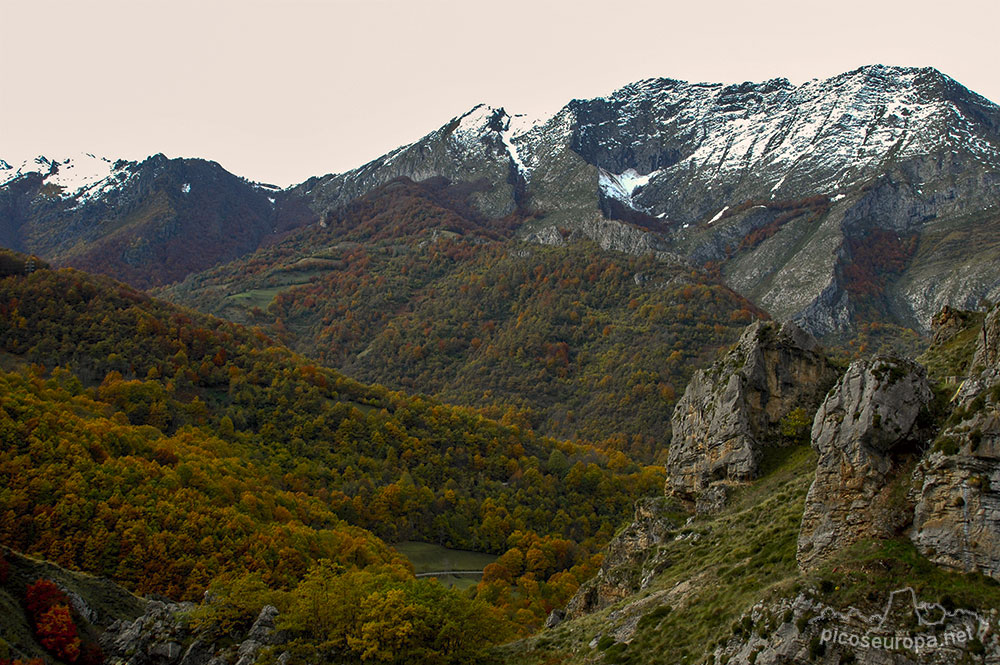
[0,153,312,289]
[3,64,999,334]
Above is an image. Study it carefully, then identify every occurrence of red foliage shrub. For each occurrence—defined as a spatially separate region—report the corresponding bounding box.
[0,551,9,584]
[25,579,69,617]
[35,604,81,662]
[842,230,918,297]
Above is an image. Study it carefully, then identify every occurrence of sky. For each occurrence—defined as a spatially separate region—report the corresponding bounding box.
[2,0,998,187]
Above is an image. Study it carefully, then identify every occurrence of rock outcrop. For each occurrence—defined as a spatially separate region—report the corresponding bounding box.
[666,320,837,498]
[564,497,680,618]
[102,601,284,665]
[714,590,1000,665]
[0,546,147,663]
[911,304,1000,579]
[797,356,932,569]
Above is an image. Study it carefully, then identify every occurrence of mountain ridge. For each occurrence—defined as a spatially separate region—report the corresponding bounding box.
[3,64,999,335]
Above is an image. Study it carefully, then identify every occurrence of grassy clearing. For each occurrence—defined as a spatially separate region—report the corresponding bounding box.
[394,541,497,589]
[227,286,289,309]
[394,541,497,573]
[224,267,329,310]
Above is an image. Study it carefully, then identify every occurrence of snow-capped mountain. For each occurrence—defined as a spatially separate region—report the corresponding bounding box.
[288,65,1000,335]
[0,153,130,204]
[3,65,999,335]
[0,154,310,288]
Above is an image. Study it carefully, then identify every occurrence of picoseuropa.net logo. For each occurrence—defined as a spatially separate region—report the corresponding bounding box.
[810,587,987,655]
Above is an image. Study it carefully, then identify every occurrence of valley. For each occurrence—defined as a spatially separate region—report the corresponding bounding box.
[2,62,1000,665]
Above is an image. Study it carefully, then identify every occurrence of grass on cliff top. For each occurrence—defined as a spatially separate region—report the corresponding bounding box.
[917,310,985,386]
[804,537,1000,620]
[500,443,818,665]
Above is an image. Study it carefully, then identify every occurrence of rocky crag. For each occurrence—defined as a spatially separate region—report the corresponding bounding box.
[540,307,1000,665]
[911,304,1000,578]
[797,356,933,568]
[101,601,283,665]
[666,320,837,499]
[712,591,1000,665]
[563,497,682,618]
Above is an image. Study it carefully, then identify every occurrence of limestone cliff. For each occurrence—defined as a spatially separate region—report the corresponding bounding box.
[522,306,1000,665]
[797,356,932,569]
[911,304,1000,579]
[666,320,837,498]
[564,497,680,618]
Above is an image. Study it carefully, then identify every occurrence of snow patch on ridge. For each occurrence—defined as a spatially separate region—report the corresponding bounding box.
[1,153,131,203]
[584,65,1000,199]
[599,168,659,208]
[708,206,729,224]
[1,156,55,186]
[46,154,116,194]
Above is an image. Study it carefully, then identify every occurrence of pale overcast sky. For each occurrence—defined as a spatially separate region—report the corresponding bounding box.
[1,0,997,187]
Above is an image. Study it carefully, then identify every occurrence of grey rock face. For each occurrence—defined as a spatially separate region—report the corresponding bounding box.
[797,356,932,569]
[694,483,730,515]
[911,451,1000,579]
[246,606,278,643]
[912,304,1000,579]
[101,600,284,665]
[564,497,679,618]
[958,305,1000,402]
[101,600,196,665]
[666,320,837,498]
[715,591,1000,665]
[65,588,100,624]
